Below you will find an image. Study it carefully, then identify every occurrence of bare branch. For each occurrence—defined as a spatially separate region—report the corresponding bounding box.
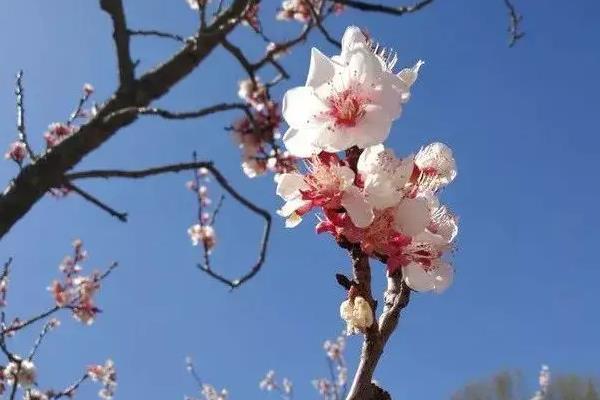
[307,2,341,48]
[100,0,135,88]
[0,0,252,239]
[52,374,89,399]
[15,71,36,161]
[65,161,271,289]
[503,0,525,47]
[62,181,128,223]
[128,29,187,43]
[344,248,411,400]
[331,0,435,16]
[138,102,250,120]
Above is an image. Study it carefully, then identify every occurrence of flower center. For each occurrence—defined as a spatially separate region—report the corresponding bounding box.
[327,89,367,128]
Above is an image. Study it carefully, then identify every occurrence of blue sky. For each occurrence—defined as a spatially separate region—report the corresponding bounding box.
[1,0,599,399]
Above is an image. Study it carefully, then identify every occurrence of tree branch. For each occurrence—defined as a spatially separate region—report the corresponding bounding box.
[503,0,525,47]
[0,0,252,240]
[332,0,435,16]
[345,249,411,400]
[62,181,128,222]
[138,102,250,120]
[15,70,36,161]
[65,161,271,289]
[100,0,135,88]
[128,29,187,43]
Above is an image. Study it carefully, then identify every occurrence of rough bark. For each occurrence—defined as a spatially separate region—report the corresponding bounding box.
[0,0,251,239]
[346,248,411,400]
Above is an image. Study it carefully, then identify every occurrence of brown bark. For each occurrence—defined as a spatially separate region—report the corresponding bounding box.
[0,0,251,239]
[346,247,411,400]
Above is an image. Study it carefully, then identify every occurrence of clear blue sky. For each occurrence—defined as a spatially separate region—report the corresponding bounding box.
[1,1,599,399]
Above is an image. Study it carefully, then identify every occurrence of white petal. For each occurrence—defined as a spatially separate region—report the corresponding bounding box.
[398,60,424,87]
[285,212,303,228]
[364,180,400,209]
[315,125,356,153]
[357,144,385,175]
[375,73,410,119]
[415,142,457,186]
[341,186,374,228]
[306,48,336,89]
[432,261,454,294]
[282,86,326,128]
[282,127,320,158]
[394,197,430,236]
[345,48,382,87]
[340,26,368,61]
[277,197,310,218]
[348,105,393,148]
[336,165,356,191]
[276,172,307,200]
[402,262,435,292]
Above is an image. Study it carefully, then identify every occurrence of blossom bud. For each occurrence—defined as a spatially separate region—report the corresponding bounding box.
[340,296,373,334]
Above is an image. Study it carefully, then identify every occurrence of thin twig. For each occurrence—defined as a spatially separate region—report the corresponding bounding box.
[2,262,118,335]
[503,0,525,47]
[331,0,435,16]
[52,374,89,399]
[139,103,250,120]
[28,320,57,360]
[307,2,341,48]
[62,181,128,222]
[127,29,187,43]
[65,162,271,289]
[15,70,36,161]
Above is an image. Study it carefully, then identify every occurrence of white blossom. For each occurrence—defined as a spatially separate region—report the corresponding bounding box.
[402,260,454,293]
[282,26,422,157]
[4,359,37,389]
[414,142,457,190]
[357,144,414,209]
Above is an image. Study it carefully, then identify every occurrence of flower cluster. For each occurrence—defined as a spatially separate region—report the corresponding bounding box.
[277,0,344,23]
[87,359,117,400]
[4,141,27,163]
[259,370,293,399]
[43,122,77,148]
[275,26,458,294]
[312,335,348,399]
[241,3,261,31]
[187,167,218,253]
[4,358,37,389]
[201,385,229,400]
[233,83,295,178]
[47,239,105,325]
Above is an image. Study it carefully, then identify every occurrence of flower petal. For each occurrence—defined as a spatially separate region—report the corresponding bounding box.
[398,60,424,88]
[345,48,382,87]
[277,197,311,218]
[432,261,454,294]
[315,125,356,153]
[357,144,385,175]
[339,26,368,62]
[276,172,307,200]
[393,197,430,236]
[348,105,393,148]
[282,86,326,129]
[282,127,320,158]
[402,262,435,292]
[306,48,336,89]
[336,165,356,190]
[341,186,374,228]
